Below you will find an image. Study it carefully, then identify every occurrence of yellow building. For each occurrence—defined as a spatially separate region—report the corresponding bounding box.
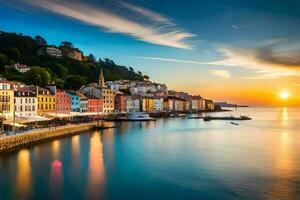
[36,86,55,114]
[0,80,14,116]
[141,97,154,112]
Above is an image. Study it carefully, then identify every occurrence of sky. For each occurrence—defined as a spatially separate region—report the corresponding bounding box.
[1,0,300,106]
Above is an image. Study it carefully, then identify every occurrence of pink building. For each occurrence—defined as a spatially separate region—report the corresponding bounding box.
[115,94,127,114]
[88,98,103,113]
[56,90,71,113]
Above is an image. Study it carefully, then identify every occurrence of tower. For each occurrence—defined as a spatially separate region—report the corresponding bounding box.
[98,68,106,88]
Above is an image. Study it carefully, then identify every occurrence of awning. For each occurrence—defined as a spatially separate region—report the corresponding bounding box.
[3,121,26,127]
[70,112,103,116]
[6,116,53,124]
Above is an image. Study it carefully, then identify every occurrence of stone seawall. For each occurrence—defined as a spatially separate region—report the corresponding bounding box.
[0,123,97,154]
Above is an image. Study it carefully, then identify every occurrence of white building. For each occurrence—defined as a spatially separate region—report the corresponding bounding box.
[77,92,88,112]
[38,45,62,58]
[153,98,163,111]
[14,87,37,117]
[46,46,62,57]
[126,96,140,113]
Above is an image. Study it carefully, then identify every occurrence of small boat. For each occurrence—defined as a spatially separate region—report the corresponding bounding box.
[170,113,186,118]
[230,122,239,126]
[203,117,211,121]
[127,112,155,121]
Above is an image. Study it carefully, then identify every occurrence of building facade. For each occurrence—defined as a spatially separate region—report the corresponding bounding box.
[126,96,140,113]
[14,87,37,117]
[141,97,154,112]
[77,92,88,112]
[0,80,14,116]
[55,90,70,114]
[38,45,62,58]
[115,94,127,114]
[35,86,55,114]
[88,98,103,113]
[153,98,164,111]
[205,99,214,111]
[163,97,174,111]
[67,91,80,112]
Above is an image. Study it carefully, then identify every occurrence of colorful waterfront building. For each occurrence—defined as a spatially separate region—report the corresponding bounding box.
[67,91,80,112]
[0,80,14,116]
[141,97,154,112]
[183,99,191,112]
[126,96,140,113]
[163,97,174,111]
[153,97,164,111]
[55,90,71,114]
[174,98,184,111]
[14,86,37,117]
[204,99,214,111]
[88,98,103,113]
[34,86,55,114]
[190,96,201,111]
[115,94,127,114]
[76,92,88,112]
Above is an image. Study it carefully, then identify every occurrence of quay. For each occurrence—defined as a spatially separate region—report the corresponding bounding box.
[0,122,99,154]
[188,116,252,121]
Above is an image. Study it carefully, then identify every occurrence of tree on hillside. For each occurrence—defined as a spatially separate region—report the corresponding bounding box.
[55,64,69,78]
[6,47,20,62]
[64,75,86,90]
[34,35,47,45]
[143,75,150,81]
[88,53,96,62]
[60,41,73,48]
[0,53,10,68]
[24,66,51,86]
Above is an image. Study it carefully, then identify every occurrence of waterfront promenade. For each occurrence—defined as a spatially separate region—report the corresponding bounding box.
[0,122,98,154]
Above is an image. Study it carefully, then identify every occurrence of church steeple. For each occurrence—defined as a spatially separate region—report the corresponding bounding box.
[98,68,106,88]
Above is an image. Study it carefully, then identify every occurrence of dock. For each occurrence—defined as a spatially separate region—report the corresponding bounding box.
[189,116,252,121]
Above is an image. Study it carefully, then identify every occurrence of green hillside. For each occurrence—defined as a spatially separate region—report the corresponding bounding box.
[0,31,147,89]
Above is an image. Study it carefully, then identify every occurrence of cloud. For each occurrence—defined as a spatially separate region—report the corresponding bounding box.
[118,1,174,25]
[255,41,300,68]
[133,56,209,65]
[210,70,231,78]
[232,25,239,30]
[205,39,300,78]
[19,0,194,49]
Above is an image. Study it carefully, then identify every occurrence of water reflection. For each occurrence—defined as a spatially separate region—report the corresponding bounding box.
[87,132,105,199]
[16,149,32,199]
[269,108,296,199]
[52,140,60,160]
[71,135,80,176]
[49,160,64,199]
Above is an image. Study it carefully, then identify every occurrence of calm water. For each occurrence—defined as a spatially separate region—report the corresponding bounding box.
[0,108,300,200]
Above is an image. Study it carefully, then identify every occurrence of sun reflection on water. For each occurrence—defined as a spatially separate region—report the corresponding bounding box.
[87,132,106,199]
[16,149,32,199]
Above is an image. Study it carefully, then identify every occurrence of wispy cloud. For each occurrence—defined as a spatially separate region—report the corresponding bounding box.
[207,39,300,79]
[232,25,239,30]
[210,70,231,78]
[118,1,174,25]
[216,3,232,9]
[133,56,209,65]
[18,0,194,49]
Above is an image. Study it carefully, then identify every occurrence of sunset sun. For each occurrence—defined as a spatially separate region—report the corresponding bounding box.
[279,91,290,100]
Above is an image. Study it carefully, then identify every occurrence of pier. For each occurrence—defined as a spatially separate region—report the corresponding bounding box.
[0,122,99,154]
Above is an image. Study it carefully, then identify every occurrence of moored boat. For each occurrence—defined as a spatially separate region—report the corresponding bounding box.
[127,112,155,121]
